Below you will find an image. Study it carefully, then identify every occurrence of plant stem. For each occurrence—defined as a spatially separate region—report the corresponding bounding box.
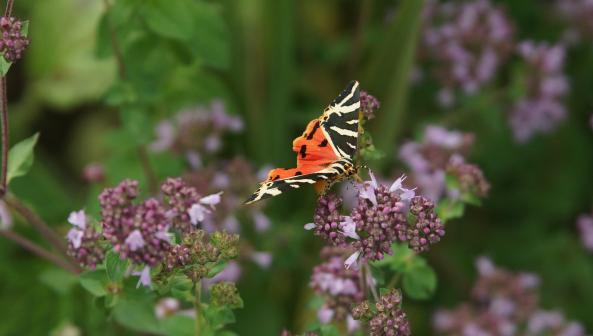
[363,263,379,301]
[4,0,13,17]
[0,77,8,198]
[4,194,80,271]
[194,280,202,336]
[102,0,159,194]
[0,229,80,274]
[387,272,402,289]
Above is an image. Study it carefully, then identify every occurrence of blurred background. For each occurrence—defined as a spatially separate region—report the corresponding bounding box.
[0,0,592,335]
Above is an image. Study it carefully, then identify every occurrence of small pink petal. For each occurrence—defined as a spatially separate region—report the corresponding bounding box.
[66,228,84,249]
[344,251,361,269]
[304,223,316,230]
[200,192,223,206]
[318,305,334,324]
[67,210,87,229]
[125,230,145,251]
[134,266,151,288]
[251,252,273,269]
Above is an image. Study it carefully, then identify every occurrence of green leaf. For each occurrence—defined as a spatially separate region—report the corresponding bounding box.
[436,198,465,223]
[105,251,129,283]
[204,306,236,331]
[320,324,340,336]
[113,296,161,333]
[6,133,40,184]
[21,20,29,36]
[141,0,229,69]
[373,242,415,272]
[39,268,78,295]
[207,261,228,278]
[402,262,437,300]
[79,269,109,297]
[0,56,11,76]
[160,314,195,336]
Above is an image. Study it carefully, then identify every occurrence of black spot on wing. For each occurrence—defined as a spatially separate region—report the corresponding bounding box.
[306,121,320,140]
[319,139,328,147]
[300,145,307,158]
[295,171,302,176]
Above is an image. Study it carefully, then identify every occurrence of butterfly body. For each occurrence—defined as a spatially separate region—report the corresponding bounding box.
[245,81,360,204]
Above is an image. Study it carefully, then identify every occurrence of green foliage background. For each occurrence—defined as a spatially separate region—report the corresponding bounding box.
[0,0,592,335]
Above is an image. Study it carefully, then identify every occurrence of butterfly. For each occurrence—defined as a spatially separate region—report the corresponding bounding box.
[245,80,361,204]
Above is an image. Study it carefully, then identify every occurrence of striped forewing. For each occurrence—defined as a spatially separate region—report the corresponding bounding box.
[319,80,361,160]
[244,159,354,204]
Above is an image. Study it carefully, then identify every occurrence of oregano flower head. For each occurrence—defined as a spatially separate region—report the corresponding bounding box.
[0,16,29,62]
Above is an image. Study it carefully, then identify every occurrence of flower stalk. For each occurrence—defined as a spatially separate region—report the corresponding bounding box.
[194,280,202,336]
[0,229,79,274]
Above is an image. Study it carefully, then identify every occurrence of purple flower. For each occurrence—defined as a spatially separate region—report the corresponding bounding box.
[309,194,349,246]
[433,257,584,336]
[125,230,146,251]
[556,0,593,42]
[0,17,30,62]
[351,176,410,261]
[100,180,170,266]
[65,209,105,269]
[68,210,87,229]
[155,298,181,320]
[66,228,84,249]
[188,192,223,225]
[353,289,411,336]
[318,305,334,324]
[250,251,273,268]
[360,91,381,119]
[399,125,479,202]
[252,210,271,232]
[310,251,364,322]
[82,163,105,184]
[133,266,152,288]
[404,196,445,253]
[510,41,569,142]
[149,100,244,158]
[421,0,514,106]
[203,260,241,288]
[162,177,202,232]
[149,121,175,153]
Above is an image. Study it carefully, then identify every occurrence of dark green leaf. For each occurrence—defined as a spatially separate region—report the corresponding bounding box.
[79,269,109,297]
[0,57,11,76]
[207,261,228,278]
[204,306,235,331]
[113,296,161,333]
[160,314,195,336]
[436,198,466,223]
[39,268,78,295]
[402,262,437,300]
[6,133,40,184]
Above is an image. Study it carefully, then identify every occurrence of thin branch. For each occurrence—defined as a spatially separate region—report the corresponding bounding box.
[5,194,71,259]
[0,77,8,198]
[3,0,13,17]
[102,0,159,194]
[0,230,80,274]
[102,0,126,79]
